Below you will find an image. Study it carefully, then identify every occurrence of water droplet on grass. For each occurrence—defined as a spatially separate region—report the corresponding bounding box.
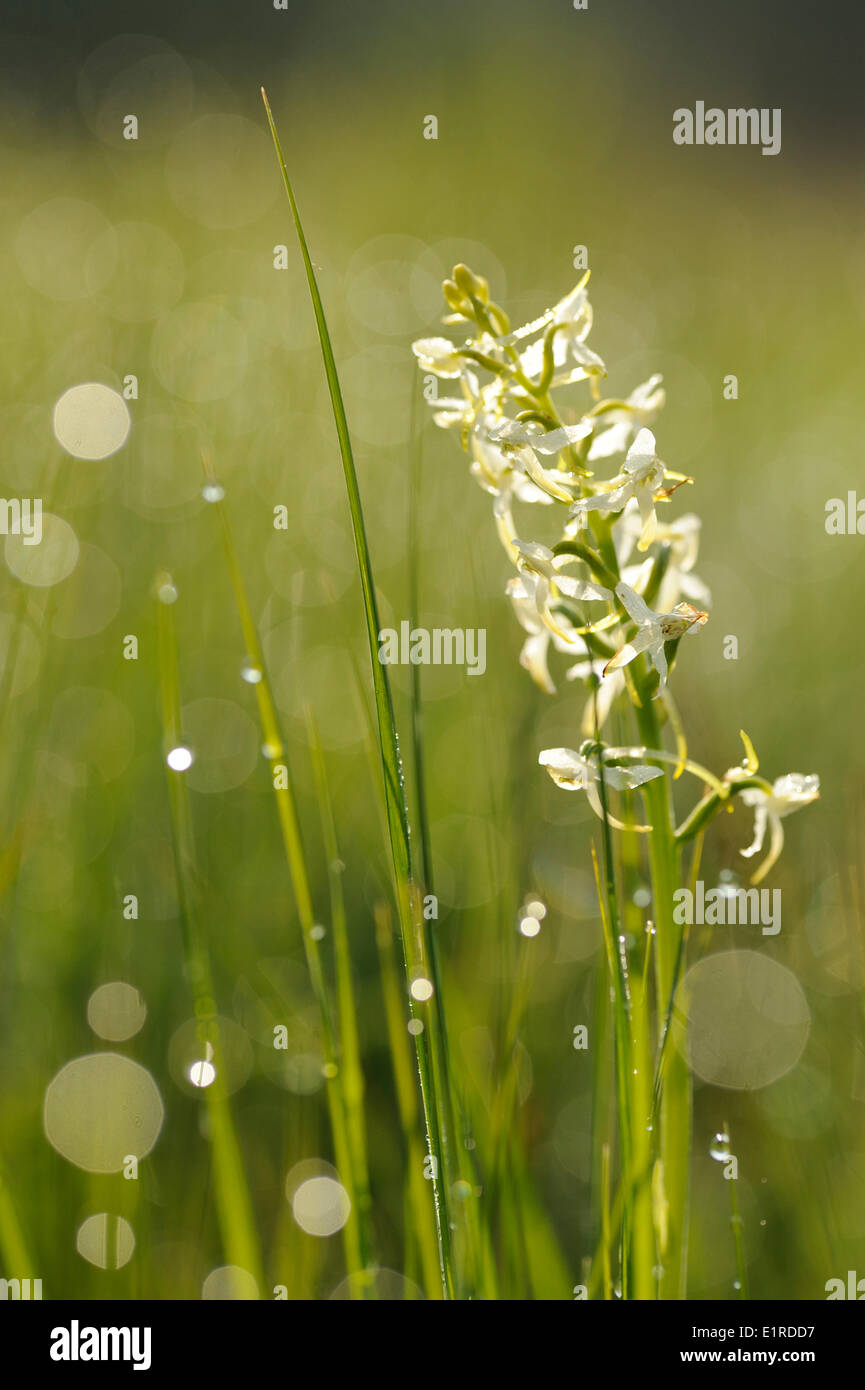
[710,1131,731,1161]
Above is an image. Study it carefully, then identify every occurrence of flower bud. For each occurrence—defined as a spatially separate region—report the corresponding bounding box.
[443,278,469,314]
[452,263,477,294]
[452,263,489,303]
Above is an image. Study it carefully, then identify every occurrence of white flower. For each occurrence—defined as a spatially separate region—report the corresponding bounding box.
[411,336,467,378]
[506,572,626,718]
[587,375,666,462]
[471,415,555,505]
[486,418,591,456]
[616,507,712,611]
[569,428,690,551]
[604,580,708,694]
[517,333,606,388]
[505,278,592,348]
[538,745,664,829]
[482,418,590,503]
[507,577,587,692]
[513,540,613,640]
[503,277,606,387]
[427,366,483,430]
[737,773,820,884]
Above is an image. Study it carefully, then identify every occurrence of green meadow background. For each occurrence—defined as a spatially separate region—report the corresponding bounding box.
[0,0,863,1298]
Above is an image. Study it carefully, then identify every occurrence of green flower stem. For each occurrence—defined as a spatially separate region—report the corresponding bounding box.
[590,840,635,1298]
[628,932,657,1300]
[675,775,773,843]
[553,539,619,591]
[631,671,690,1300]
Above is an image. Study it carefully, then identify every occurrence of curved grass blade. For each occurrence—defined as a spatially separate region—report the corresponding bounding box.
[261,86,455,1296]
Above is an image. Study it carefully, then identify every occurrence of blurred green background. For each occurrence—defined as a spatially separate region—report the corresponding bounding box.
[0,0,863,1298]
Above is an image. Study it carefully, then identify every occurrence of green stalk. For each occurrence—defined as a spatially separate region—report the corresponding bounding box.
[156,583,264,1292]
[0,1157,35,1280]
[590,843,633,1297]
[586,597,656,1299]
[407,400,493,1297]
[261,87,455,1296]
[725,1121,749,1299]
[374,904,443,1300]
[306,709,375,1271]
[600,1142,613,1300]
[201,485,373,1297]
[632,673,691,1300]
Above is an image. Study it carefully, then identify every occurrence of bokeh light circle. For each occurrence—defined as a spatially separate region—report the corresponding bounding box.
[15,199,116,301]
[181,698,259,794]
[45,686,135,780]
[672,950,810,1091]
[91,221,185,322]
[87,982,147,1042]
[78,35,195,148]
[53,383,131,460]
[5,514,79,588]
[166,115,278,229]
[43,1053,164,1173]
[330,1268,424,1300]
[201,1265,259,1300]
[291,1176,351,1237]
[151,301,248,403]
[51,544,122,639]
[76,1213,136,1269]
[168,1015,253,1097]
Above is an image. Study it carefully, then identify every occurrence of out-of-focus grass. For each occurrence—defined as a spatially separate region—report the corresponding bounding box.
[0,8,863,1299]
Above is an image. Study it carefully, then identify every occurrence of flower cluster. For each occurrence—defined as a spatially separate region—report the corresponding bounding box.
[413,263,818,882]
[412,263,707,707]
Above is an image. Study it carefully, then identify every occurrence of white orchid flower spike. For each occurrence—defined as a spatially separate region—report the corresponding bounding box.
[605,580,708,695]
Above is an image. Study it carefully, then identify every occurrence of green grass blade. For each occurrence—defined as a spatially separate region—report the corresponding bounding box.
[374,903,443,1300]
[261,87,455,1296]
[306,707,376,1275]
[0,1156,35,1280]
[155,577,264,1293]
[199,479,374,1298]
[260,87,408,883]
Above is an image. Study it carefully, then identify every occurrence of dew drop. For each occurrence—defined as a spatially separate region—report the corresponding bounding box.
[709,1131,731,1161]
[166,745,194,772]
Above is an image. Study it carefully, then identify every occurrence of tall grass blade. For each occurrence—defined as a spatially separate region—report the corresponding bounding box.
[200,478,374,1297]
[261,86,455,1295]
[156,579,264,1292]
